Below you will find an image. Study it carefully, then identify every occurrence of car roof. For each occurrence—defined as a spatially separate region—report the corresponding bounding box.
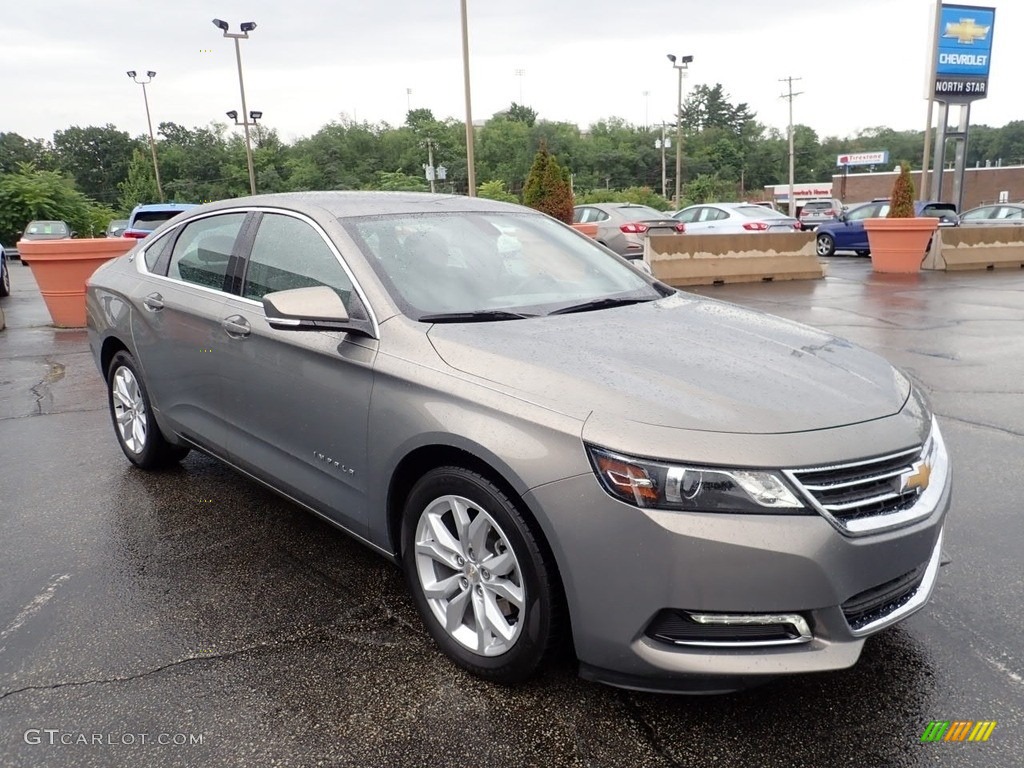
[194,191,533,219]
[131,202,199,213]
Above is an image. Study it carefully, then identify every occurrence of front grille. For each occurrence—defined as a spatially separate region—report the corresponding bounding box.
[788,445,926,529]
[645,610,808,647]
[842,564,927,632]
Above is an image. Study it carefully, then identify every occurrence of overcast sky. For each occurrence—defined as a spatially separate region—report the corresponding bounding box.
[1,0,1019,148]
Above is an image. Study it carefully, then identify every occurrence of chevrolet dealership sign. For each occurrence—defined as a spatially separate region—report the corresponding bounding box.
[933,4,995,99]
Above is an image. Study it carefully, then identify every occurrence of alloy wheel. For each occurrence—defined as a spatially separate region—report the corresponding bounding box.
[111,366,148,454]
[413,494,525,657]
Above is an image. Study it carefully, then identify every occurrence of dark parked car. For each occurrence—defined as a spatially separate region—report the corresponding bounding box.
[815,201,959,257]
[0,241,10,297]
[106,219,130,238]
[87,192,951,693]
[572,203,684,259]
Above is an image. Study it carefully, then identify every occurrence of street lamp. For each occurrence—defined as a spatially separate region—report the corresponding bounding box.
[213,19,258,195]
[667,53,693,207]
[127,70,164,202]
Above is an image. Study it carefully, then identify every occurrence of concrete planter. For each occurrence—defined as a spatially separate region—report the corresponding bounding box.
[863,218,938,274]
[17,238,133,327]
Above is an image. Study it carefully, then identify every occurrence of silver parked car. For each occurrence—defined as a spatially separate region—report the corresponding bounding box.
[957,203,1024,227]
[671,202,802,234]
[87,192,951,693]
[572,203,684,259]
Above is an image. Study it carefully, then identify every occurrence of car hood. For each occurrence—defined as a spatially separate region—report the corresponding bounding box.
[427,294,909,435]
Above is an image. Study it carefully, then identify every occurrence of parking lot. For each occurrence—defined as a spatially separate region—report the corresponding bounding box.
[1,258,1021,767]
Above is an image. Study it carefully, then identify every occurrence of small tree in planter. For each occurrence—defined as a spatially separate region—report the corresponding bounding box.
[887,162,916,219]
[864,162,936,273]
[523,140,574,224]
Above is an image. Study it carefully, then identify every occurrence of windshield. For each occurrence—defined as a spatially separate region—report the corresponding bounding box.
[344,212,663,319]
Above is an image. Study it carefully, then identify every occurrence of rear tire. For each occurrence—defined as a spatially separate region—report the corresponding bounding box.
[402,466,561,684]
[0,257,10,297]
[106,351,190,469]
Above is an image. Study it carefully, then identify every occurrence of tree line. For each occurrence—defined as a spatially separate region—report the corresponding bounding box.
[2,82,1023,244]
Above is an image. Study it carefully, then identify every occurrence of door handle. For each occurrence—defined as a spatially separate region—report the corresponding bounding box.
[221,315,251,338]
[143,293,164,311]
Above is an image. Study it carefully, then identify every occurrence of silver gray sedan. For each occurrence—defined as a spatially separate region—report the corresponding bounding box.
[957,203,1024,227]
[86,192,951,693]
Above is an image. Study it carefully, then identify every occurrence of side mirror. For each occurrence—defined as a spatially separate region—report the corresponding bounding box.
[262,285,358,333]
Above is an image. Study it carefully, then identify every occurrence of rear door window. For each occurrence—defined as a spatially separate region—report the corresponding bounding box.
[167,214,246,291]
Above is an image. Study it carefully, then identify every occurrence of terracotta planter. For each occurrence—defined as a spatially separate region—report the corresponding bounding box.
[863,218,938,274]
[18,238,134,327]
[570,222,598,238]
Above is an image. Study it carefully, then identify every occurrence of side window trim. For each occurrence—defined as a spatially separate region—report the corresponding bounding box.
[232,207,380,340]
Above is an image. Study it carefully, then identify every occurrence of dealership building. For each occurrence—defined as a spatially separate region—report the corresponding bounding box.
[766,163,1024,211]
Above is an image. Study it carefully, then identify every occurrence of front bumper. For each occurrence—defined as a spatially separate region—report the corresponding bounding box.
[524,463,951,694]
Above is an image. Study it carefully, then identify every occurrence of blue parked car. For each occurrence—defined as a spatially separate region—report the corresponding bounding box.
[124,202,199,240]
[815,200,959,257]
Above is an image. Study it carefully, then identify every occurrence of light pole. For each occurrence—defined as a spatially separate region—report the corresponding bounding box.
[667,54,693,207]
[213,19,258,195]
[127,70,164,202]
[515,68,526,103]
[460,0,476,196]
[655,124,670,200]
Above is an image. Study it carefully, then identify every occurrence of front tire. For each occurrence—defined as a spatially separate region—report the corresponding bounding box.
[107,351,189,468]
[402,467,561,683]
[816,233,836,257]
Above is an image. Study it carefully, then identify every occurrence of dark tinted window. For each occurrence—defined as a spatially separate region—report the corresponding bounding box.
[133,211,181,231]
[167,214,245,291]
[243,214,355,307]
[921,204,957,218]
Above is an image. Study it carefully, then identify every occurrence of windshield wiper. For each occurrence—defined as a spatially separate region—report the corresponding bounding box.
[418,310,534,323]
[548,296,656,316]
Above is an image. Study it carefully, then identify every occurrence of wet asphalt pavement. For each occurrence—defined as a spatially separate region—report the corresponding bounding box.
[0,258,1021,767]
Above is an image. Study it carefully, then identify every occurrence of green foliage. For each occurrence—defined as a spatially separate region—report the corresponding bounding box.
[52,124,140,206]
[117,149,159,214]
[683,174,738,204]
[523,141,574,223]
[0,163,111,242]
[370,170,428,192]
[0,132,52,175]
[887,162,916,218]
[477,180,518,203]
[505,103,538,128]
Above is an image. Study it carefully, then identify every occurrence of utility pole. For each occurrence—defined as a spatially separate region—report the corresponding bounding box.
[667,54,693,208]
[460,0,476,196]
[779,76,803,217]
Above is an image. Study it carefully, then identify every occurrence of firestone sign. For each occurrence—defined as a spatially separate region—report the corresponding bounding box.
[933,4,995,100]
[837,151,890,167]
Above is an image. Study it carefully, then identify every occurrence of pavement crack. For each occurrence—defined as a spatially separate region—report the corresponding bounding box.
[616,694,684,768]
[28,357,67,416]
[0,627,327,703]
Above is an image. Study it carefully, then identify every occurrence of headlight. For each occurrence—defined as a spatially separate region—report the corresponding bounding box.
[587,446,807,514]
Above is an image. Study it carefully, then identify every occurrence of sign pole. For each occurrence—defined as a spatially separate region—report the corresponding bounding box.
[920,0,943,200]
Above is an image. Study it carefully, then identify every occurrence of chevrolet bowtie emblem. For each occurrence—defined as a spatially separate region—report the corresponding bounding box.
[901,461,932,493]
[943,18,990,45]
